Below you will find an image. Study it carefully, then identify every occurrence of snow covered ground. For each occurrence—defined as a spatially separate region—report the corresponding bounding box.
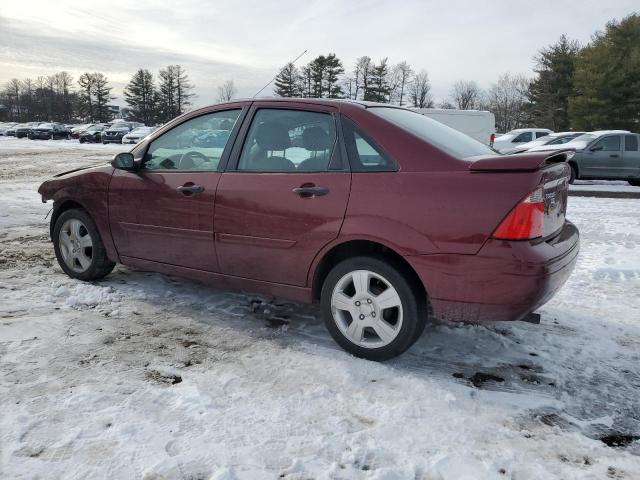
[1,137,639,479]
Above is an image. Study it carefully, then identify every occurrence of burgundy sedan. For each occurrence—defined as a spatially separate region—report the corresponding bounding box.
[38,99,579,360]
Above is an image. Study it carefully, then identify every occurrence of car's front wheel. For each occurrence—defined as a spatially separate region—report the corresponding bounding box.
[53,209,115,281]
[628,179,640,187]
[569,165,577,184]
[321,256,427,361]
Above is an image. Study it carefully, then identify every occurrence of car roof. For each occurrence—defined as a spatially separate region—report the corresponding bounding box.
[589,130,631,135]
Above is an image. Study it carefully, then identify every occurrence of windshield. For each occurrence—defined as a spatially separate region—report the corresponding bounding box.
[38,123,53,128]
[564,134,597,149]
[369,107,495,158]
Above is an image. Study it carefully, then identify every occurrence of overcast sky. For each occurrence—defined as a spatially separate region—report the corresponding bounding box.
[0,1,637,106]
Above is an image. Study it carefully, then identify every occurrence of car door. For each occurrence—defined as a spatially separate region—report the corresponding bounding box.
[214,103,351,286]
[108,105,247,271]
[623,134,640,179]
[580,135,624,178]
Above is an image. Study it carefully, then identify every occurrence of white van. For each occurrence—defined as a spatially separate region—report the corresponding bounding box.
[412,108,496,145]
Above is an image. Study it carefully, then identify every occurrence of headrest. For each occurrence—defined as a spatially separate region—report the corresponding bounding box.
[303,126,331,151]
[255,122,290,150]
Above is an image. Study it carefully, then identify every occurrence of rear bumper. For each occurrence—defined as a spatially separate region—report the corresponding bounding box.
[405,221,579,322]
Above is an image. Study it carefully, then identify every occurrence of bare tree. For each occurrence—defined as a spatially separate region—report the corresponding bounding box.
[390,61,413,106]
[410,70,434,108]
[353,56,373,100]
[484,73,531,132]
[450,80,481,110]
[217,80,237,102]
[438,100,456,109]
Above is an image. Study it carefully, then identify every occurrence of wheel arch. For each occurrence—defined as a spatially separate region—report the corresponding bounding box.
[49,199,89,240]
[568,160,579,179]
[310,238,427,303]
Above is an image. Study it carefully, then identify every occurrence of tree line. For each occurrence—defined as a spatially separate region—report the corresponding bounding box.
[0,65,196,125]
[1,14,638,132]
[273,13,639,133]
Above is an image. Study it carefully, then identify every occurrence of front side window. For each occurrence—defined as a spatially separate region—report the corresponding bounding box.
[535,131,549,139]
[237,109,336,172]
[369,107,494,159]
[143,109,241,171]
[593,135,621,152]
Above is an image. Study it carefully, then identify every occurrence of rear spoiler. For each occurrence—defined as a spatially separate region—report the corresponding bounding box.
[468,150,572,172]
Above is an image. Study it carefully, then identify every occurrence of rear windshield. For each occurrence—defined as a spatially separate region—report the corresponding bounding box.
[369,107,495,158]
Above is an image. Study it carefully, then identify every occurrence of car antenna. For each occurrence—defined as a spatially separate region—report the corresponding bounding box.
[252,49,308,98]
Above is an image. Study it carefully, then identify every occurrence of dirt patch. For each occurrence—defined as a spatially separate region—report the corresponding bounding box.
[600,434,640,448]
[145,369,183,385]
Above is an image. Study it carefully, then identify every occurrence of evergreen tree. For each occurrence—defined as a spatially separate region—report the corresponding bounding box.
[124,69,156,125]
[324,53,344,98]
[274,62,301,97]
[157,65,194,122]
[569,14,640,130]
[93,73,113,122]
[528,35,581,130]
[366,58,391,102]
[77,73,95,121]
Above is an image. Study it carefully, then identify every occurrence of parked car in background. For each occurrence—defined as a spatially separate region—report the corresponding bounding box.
[15,122,42,138]
[413,108,496,145]
[492,128,553,153]
[102,123,134,144]
[528,130,639,185]
[503,132,584,154]
[121,126,157,144]
[38,99,579,360]
[71,124,93,139]
[79,124,107,143]
[5,125,18,136]
[0,123,19,136]
[28,123,71,140]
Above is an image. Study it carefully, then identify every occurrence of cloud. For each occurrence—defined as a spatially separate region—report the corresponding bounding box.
[0,15,272,105]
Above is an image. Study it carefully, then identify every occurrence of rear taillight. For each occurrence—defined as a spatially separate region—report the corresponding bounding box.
[492,187,545,240]
[490,133,495,146]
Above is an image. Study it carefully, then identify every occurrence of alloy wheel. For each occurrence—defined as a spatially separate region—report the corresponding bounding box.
[58,218,94,273]
[331,269,403,348]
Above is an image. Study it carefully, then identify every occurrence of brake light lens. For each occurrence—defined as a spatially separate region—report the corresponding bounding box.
[492,187,545,240]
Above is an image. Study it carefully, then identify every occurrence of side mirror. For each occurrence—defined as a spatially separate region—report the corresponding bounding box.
[111,152,136,171]
[590,145,603,152]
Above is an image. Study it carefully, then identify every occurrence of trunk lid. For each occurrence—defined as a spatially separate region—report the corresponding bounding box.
[473,151,572,240]
[468,150,571,172]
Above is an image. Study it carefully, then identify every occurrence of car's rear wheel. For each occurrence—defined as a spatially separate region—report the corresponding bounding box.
[321,256,427,361]
[53,209,115,281]
[628,179,640,187]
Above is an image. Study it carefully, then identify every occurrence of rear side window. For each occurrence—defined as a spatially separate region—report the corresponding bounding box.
[369,107,494,159]
[513,132,533,142]
[342,117,397,172]
[237,109,337,172]
[625,135,638,152]
[535,131,549,139]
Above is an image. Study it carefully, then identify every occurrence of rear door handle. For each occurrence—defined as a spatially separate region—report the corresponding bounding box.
[177,184,205,195]
[610,154,619,158]
[292,186,329,197]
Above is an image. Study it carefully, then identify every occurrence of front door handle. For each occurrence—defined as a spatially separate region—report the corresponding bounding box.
[177,184,205,196]
[610,154,620,158]
[292,185,329,198]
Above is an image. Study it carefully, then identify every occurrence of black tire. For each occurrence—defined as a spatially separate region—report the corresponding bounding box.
[628,179,640,187]
[320,256,427,361]
[568,165,577,184]
[53,208,115,281]
[79,137,85,144]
